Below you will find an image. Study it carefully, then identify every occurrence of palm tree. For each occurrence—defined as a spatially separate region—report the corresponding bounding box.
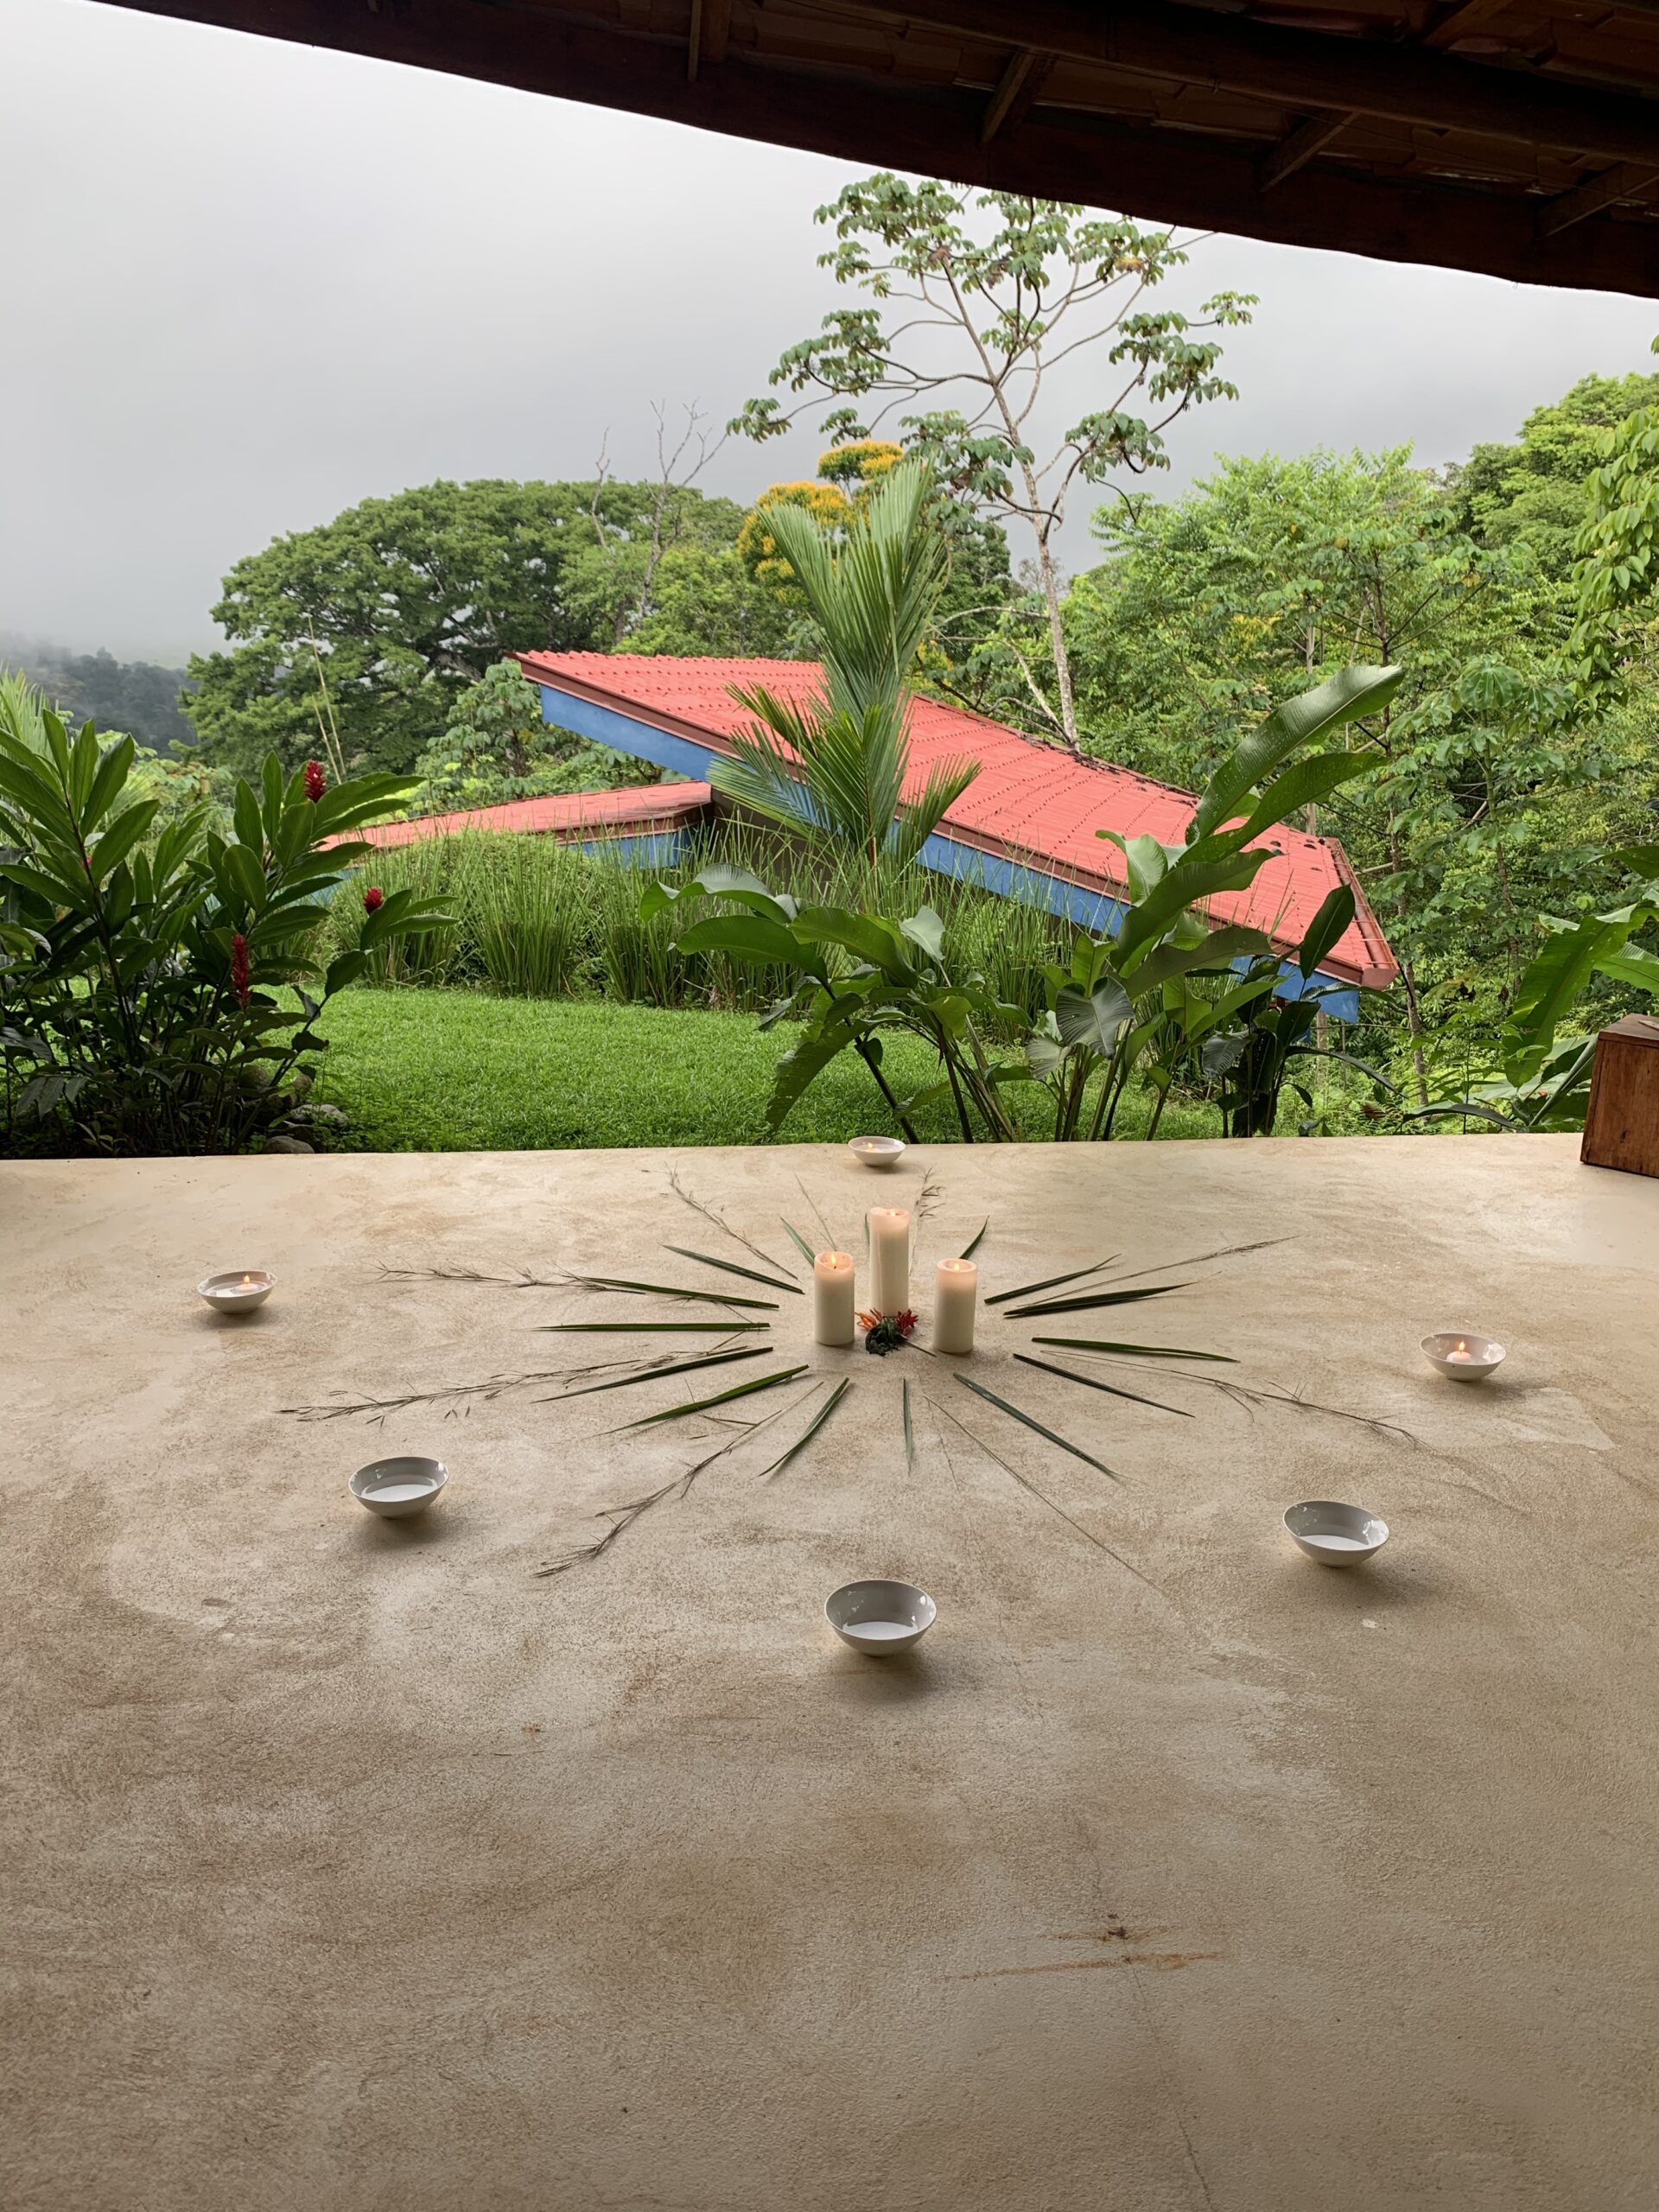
[711,460,978,883]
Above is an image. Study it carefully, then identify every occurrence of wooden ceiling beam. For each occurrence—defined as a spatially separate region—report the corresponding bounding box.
[1421,0,1516,49]
[1259,111,1357,193]
[1539,159,1659,233]
[981,47,1037,144]
[843,0,1659,166]
[86,1,1659,295]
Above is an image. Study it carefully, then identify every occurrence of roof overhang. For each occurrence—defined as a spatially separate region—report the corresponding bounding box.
[95,0,1659,296]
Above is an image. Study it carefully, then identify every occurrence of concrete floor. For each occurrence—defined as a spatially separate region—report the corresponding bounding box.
[4,1135,1657,2211]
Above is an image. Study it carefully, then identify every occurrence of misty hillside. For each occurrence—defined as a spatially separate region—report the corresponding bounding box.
[0,639,196,754]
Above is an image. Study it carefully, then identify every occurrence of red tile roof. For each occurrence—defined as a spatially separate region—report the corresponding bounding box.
[518,653,1397,990]
[338,781,712,851]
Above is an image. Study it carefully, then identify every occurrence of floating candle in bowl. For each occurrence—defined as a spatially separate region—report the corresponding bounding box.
[931,1256,978,1355]
[1421,1332,1505,1382]
[868,1206,911,1317]
[813,1250,856,1346]
[197,1268,275,1315]
[825,1578,936,1656]
[1283,1500,1389,1567]
[849,1135,906,1170]
[350,1455,448,1518]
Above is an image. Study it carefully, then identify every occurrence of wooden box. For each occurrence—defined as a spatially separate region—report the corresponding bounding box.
[1581,1014,1659,1176]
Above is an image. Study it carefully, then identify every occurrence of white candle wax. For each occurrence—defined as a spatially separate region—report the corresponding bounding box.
[813,1250,856,1347]
[932,1256,978,1354]
[868,1207,911,1317]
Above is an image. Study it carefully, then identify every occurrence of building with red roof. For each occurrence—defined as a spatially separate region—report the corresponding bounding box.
[511,653,1395,1018]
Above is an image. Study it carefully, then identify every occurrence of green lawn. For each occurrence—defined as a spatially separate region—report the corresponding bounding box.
[310,987,1209,1151]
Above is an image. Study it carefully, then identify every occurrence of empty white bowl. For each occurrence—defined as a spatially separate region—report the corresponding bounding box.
[351,1455,448,1518]
[198,1268,275,1314]
[1421,1332,1505,1382]
[849,1135,906,1170]
[826,1578,936,1655]
[1283,1499,1389,1567]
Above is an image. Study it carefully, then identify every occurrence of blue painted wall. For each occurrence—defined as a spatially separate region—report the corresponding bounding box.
[537,682,1360,1020]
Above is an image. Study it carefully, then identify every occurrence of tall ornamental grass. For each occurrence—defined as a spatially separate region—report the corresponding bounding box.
[327,821,1075,1021]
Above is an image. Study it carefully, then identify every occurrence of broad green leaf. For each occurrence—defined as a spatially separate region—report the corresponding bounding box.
[674,914,807,969]
[1054,975,1132,1056]
[1228,748,1380,851]
[1192,664,1401,842]
[793,905,911,973]
[1296,885,1356,978]
[81,738,136,836]
[1127,925,1271,998]
[86,801,159,887]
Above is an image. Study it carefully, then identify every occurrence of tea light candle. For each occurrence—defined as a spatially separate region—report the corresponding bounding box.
[813,1250,856,1346]
[1421,1332,1506,1382]
[868,1206,911,1316]
[932,1256,978,1354]
[196,1268,276,1314]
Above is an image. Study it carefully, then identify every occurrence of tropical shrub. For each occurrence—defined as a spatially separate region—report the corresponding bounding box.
[645,664,1401,1139]
[710,461,980,876]
[0,715,447,1155]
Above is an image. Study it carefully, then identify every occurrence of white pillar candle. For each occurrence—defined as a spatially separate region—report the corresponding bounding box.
[932,1256,978,1355]
[813,1250,856,1347]
[868,1207,911,1317]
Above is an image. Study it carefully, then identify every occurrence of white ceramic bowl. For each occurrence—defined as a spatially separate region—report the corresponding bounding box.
[197,1268,275,1314]
[1283,1499,1389,1567]
[826,1578,936,1655]
[1421,1332,1505,1382]
[351,1455,448,1519]
[849,1136,906,1170]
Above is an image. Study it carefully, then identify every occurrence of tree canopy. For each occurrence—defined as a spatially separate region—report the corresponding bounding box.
[185,477,794,777]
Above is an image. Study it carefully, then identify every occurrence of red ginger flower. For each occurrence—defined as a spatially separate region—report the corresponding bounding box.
[858,1308,918,1356]
[363,885,384,914]
[302,760,326,803]
[230,932,251,1007]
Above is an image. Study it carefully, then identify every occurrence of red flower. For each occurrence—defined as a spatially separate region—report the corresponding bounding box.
[858,1307,918,1356]
[302,760,326,804]
[230,932,251,1007]
[363,885,384,914]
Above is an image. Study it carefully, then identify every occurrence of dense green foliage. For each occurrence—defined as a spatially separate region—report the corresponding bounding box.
[184,477,795,779]
[1058,404,1659,1101]
[0,690,442,1155]
[13,181,1659,1156]
[654,664,1395,1141]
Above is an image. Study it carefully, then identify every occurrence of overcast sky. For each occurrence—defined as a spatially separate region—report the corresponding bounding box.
[7,0,1659,664]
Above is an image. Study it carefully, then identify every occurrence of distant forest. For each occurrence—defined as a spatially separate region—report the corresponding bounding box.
[0,639,194,754]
